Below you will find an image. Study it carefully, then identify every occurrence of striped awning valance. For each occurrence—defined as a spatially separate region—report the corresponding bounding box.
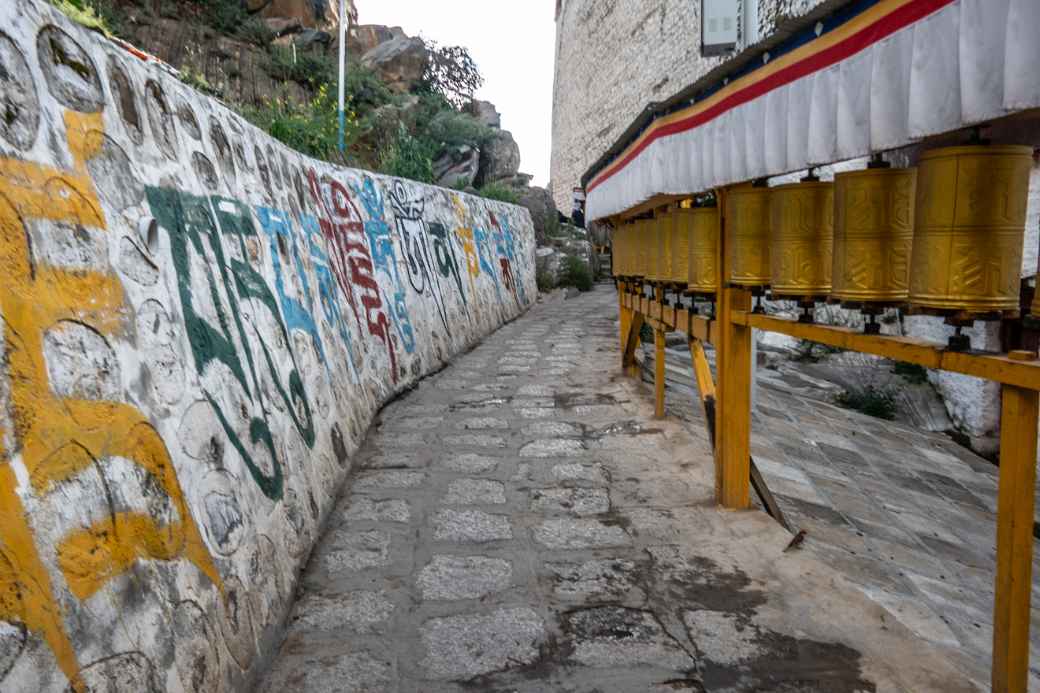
[586,0,1040,221]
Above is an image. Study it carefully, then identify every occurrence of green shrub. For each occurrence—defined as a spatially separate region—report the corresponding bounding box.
[179,66,221,97]
[477,182,519,205]
[536,269,556,293]
[559,255,593,292]
[264,45,335,87]
[793,339,842,363]
[424,110,491,149]
[206,0,250,34]
[639,322,654,344]
[422,41,484,109]
[347,63,394,113]
[48,0,124,36]
[243,85,355,161]
[835,385,897,420]
[893,361,928,385]
[236,17,275,46]
[378,124,436,183]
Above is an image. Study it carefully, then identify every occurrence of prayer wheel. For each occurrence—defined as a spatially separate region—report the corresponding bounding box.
[724,184,771,287]
[910,145,1032,314]
[612,224,629,277]
[769,179,834,299]
[635,218,651,278]
[832,166,917,304]
[685,206,719,294]
[669,208,691,285]
[653,213,673,282]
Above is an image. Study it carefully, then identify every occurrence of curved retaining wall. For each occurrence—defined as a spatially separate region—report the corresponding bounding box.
[0,2,536,690]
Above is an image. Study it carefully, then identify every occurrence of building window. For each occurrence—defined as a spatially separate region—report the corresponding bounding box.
[701,0,758,56]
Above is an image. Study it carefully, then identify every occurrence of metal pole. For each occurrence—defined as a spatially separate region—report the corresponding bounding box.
[337,0,347,153]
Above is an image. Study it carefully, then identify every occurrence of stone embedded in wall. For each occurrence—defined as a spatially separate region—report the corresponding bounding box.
[0,2,537,691]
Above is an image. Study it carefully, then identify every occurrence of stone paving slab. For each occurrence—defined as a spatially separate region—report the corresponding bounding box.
[258,288,995,692]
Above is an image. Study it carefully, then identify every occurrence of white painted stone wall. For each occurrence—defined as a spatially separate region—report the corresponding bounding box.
[0,2,536,691]
[550,0,829,211]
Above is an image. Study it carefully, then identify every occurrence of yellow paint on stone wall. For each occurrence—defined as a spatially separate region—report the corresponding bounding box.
[451,193,481,296]
[0,111,222,690]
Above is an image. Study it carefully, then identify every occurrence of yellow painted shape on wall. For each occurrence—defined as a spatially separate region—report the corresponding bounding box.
[0,465,85,692]
[0,110,222,690]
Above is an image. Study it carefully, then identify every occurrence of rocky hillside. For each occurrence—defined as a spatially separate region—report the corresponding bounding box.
[54,0,594,287]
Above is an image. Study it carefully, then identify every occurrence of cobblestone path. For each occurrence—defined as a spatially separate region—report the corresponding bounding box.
[257,287,982,693]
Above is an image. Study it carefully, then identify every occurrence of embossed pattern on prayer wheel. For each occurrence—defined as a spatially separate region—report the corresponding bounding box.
[670,209,691,285]
[612,224,627,277]
[910,145,1032,313]
[635,219,650,278]
[769,180,834,298]
[724,185,771,286]
[832,167,917,303]
[686,207,719,294]
[653,214,672,282]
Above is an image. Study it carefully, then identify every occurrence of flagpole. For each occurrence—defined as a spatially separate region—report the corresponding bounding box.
[337,0,347,153]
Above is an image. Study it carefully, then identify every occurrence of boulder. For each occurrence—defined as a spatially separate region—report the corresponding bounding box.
[361,37,429,93]
[433,145,480,189]
[264,17,302,37]
[348,24,405,56]
[260,0,341,30]
[476,129,521,185]
[295,28,332,51]
[466,99,501,129]
[515,185,557,245]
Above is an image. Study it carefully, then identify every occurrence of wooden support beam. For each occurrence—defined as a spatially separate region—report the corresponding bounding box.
[689,339,722,500]
[717,287,753,509]
[739,312,1040,390]
[993,382,1039,693]
[618,282,631,366]
[622,310,645,378]
[654,285,667,418]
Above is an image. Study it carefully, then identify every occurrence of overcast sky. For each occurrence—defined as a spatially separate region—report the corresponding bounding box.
[356,1,556,187]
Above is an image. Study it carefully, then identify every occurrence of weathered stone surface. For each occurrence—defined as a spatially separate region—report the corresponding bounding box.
[348,24,405,55]
[444,478,507,505]
[361,36,429,93]
[353,471,426,491]
[531,487,610,515]
[342,497,410,524]
[476,129,521,186]
[321,530,391,572]
[552,462,609,485]
[520,438,586,458]
[433,509,513,543]
[419,608,545,679]
[532,518,630,549]
[516,185,559,244]
[434,144,480,188]
[547,559,642,601]
[562,607,696,670]
[417,555,513,600]
[291,591,394,632]
[466,99,502,129]
[260,651,394,693]
[443,453,500,473]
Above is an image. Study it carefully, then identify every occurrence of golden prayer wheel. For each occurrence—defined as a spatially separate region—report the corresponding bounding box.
[832,166,917,304]
[635,219,651,278]
[685,206,719,294]
[724,184,771,287]
[769,179,834,298]
[910,144,1032,314]
[656,213,674,283]
[669,208,691,285]
[612,225,627,277]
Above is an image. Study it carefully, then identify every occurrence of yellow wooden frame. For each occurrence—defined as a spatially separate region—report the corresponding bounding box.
[614,192,1039,692]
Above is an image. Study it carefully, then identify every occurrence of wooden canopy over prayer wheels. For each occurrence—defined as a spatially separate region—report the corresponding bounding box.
[910,144,1033,316]
[832,166,917,305]
[724,183,771,287]
[686,206,719,295]
[768,178,834,299]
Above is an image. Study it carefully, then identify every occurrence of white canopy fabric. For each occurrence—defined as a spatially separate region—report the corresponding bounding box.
[586,0,1040,221]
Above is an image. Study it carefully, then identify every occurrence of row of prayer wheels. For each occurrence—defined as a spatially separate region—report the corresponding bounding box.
[613,143,1034,317]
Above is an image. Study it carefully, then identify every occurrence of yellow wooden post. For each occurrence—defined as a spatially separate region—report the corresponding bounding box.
[654,325,666,418]
[993,378,1039,693]
[653,285,667,418]
[690,339,721,500]
[717,286,752,509]
[618,281,631,367]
